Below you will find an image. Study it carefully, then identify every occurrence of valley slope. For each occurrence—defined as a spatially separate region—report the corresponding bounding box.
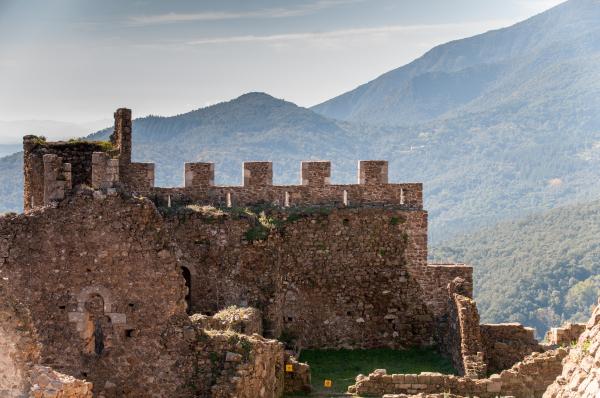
[431,200,600,335]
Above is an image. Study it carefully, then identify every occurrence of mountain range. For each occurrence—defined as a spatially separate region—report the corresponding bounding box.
[2,0,599,243]
[0,0,599,333]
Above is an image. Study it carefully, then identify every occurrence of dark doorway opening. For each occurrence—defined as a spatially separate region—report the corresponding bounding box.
[181,266,192,313]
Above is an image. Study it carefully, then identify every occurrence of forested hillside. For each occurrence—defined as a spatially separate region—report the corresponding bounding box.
[313,0,600,126]
[431,200,600,335]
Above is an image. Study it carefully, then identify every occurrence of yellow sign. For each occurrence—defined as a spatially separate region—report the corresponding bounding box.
[324,379,332,388]
[285,364,293,372]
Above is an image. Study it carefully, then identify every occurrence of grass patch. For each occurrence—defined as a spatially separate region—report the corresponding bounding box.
[298,348,455,394]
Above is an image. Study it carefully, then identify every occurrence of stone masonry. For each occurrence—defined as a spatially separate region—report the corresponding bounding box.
[543,298,600,398]
[3,107,583,397]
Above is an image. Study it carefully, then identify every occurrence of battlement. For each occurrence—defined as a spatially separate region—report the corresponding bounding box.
[23,108,423,210]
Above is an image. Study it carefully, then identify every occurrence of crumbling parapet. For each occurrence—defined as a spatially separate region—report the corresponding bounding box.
[43,154,72,205]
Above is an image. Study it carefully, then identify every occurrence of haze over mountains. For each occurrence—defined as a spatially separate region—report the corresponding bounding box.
[0,0,600,241]
[1,0,598,240]
[0,0,599,332]
[312,0,600,126]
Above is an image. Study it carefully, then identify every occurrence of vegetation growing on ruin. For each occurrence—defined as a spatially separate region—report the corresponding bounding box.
[31,136,47,145]
[65,138,114,151]
[297,348,456,393]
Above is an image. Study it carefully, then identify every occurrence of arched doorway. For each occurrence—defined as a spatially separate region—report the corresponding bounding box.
[181,267,192,314]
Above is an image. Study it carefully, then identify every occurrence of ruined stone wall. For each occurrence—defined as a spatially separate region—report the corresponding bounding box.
[349,348,567,398]
[480,323,543,373]
[0,193,189,397]
[30,366,93,398]
[437,278,486,378]
[417,265,473,318]
[121,162,155,192]
[173,315,284,398]
[545,322,587,346]
[0,285,40,398]
[273,208,434,349]
[544,300,600,398]
[166,206,441,349]
[23,137,112,211]
[283,354,311,394]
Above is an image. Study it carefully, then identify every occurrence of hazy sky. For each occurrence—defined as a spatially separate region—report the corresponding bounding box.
[0,0,564,125]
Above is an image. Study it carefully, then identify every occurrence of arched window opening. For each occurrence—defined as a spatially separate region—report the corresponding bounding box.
[182,267,192,314]
[84,294,109,356]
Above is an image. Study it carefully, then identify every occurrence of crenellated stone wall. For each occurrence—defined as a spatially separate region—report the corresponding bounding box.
[164,205,469,350]
[12,106,562,397]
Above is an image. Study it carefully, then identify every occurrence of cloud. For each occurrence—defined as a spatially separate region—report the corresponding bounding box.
[186,20,516,46]
[129,0,365,26]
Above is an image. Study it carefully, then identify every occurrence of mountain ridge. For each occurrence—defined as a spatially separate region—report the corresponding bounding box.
[311,0,600,125]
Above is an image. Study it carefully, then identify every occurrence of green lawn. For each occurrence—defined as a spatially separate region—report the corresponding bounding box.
[297,347,456,394]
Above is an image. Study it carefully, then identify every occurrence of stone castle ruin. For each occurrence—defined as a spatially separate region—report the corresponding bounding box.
[0,108,595,397]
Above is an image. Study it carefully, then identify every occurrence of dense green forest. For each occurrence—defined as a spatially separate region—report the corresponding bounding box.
[431,200,600,335]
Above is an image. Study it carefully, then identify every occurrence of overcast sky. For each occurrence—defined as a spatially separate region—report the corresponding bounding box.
[0,0,564,126]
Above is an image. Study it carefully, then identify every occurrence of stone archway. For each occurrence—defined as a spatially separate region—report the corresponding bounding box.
[68,286,127,355]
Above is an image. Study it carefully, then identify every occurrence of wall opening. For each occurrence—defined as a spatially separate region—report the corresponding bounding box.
[181,266,192,313]
[84,294,109,356]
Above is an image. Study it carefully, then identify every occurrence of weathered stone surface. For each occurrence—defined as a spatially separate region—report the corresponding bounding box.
[14,108,575,398]
[543,300,600,398]
[481,322,545,373]
[545,322,587,346]
[29,366,93,398]
[283,352,311,394]
[349,348,567,398]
